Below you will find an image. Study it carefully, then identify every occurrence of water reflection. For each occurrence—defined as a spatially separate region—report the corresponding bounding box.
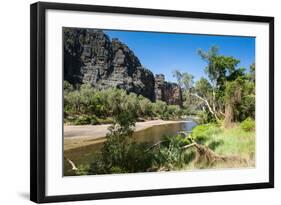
[133,120,197,144]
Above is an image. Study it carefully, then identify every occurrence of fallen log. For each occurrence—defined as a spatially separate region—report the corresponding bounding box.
[181,139,247,166]
[146,131,247,168]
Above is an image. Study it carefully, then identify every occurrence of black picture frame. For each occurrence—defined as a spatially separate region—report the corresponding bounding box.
[30,1,274,203]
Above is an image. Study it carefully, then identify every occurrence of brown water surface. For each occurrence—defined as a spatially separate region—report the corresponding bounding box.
[64,120,197,175]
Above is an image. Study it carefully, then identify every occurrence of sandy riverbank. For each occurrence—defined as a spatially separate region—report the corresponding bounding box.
[64,120,188,151]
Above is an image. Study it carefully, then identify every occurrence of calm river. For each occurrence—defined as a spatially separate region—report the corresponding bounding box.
[64,120,197,175]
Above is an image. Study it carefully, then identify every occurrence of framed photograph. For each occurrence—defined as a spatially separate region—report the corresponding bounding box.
[30,2,274,203]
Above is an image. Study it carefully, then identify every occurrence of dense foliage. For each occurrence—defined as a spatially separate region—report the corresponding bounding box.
[64,82,184,125]
[240,117,255,132]
[173,46,255,127]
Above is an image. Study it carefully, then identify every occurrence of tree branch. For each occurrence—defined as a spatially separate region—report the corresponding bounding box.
[191,93,219,121]
[181,142,197,149]
[66,157,78,171]
[145,140,168,152]
[219,110,225,117]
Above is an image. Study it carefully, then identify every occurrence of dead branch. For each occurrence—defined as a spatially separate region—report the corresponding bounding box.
[145,140,168,152]
[181,142,197,149]
[191,93,219,121]
[190,142,246,166]
[145,131,247,167]
[179,138,247,166]
[66,157,78,171]
[219,110,225,117]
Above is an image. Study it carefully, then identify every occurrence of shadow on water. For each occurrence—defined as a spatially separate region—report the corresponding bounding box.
[64,120,197,175]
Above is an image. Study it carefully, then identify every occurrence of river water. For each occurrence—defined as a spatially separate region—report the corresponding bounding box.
[64,120,197,175]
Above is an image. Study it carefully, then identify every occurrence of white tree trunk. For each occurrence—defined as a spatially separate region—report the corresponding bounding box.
[191,93,219,121]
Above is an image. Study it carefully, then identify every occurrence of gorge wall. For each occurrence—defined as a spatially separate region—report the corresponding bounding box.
[64,28,182,106]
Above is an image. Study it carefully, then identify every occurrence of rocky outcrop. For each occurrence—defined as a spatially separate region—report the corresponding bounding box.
[63,28,182,105]
[155,74,183,106]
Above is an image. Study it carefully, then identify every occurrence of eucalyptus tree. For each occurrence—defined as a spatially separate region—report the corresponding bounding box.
[181,72,194,108]
[172,69,183,88]
[249,63,255,83]
[196,46,241,123]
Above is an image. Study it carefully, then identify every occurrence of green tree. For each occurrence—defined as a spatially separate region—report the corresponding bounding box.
[196,46,241,123]
[224,77,243,127]
[153,100,168,119]
[194,78,212,98]
[249,63,255,83]
[138,95,153,118]
[101,92,137,173]
[181,72,194,104]
[172,69,183,88]
[181,72,194,90]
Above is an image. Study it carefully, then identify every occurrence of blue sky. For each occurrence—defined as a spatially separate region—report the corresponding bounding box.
[105,30,255,83]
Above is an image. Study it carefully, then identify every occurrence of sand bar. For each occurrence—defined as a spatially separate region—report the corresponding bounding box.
[64,120,187,151]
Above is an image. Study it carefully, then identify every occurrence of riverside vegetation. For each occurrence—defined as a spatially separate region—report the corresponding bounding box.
[64,44,255,175]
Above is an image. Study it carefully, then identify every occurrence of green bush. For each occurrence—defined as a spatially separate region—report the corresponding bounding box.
[97,117,113,124]
[75,164,90,175]
[196,111,216,124]
[150,135,194,169]
[152,100,168,119]
[90,116,99,125]
[74,115,91,125]
[74,115,98,125]
[240,117,255,131]
[191,124,221,144]
[64,80,74,93]
[123,143,154,172]
[167,105,182,117]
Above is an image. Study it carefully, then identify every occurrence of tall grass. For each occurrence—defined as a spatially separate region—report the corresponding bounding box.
[188,122,255,169]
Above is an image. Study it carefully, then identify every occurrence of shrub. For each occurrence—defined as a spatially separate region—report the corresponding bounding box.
[191,124,221,144]
[152,100,168,119]
[75,164,90,175]
[89,156,108,174]
[97,117,113,124]
[100,106,137,174]
[149,135,193,169]
[138,96,153,118]
[64,80,73,93]
[74,115,99,125]
[90,116,99,125]
[196,111,215,124]
[123,143,153,172]
[74,115,91,125]
[167,105,182,118]
[240,117,255,131]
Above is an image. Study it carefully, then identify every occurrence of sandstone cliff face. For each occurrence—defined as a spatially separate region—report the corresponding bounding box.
[155,74,183,106]
[63,28,182,105]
